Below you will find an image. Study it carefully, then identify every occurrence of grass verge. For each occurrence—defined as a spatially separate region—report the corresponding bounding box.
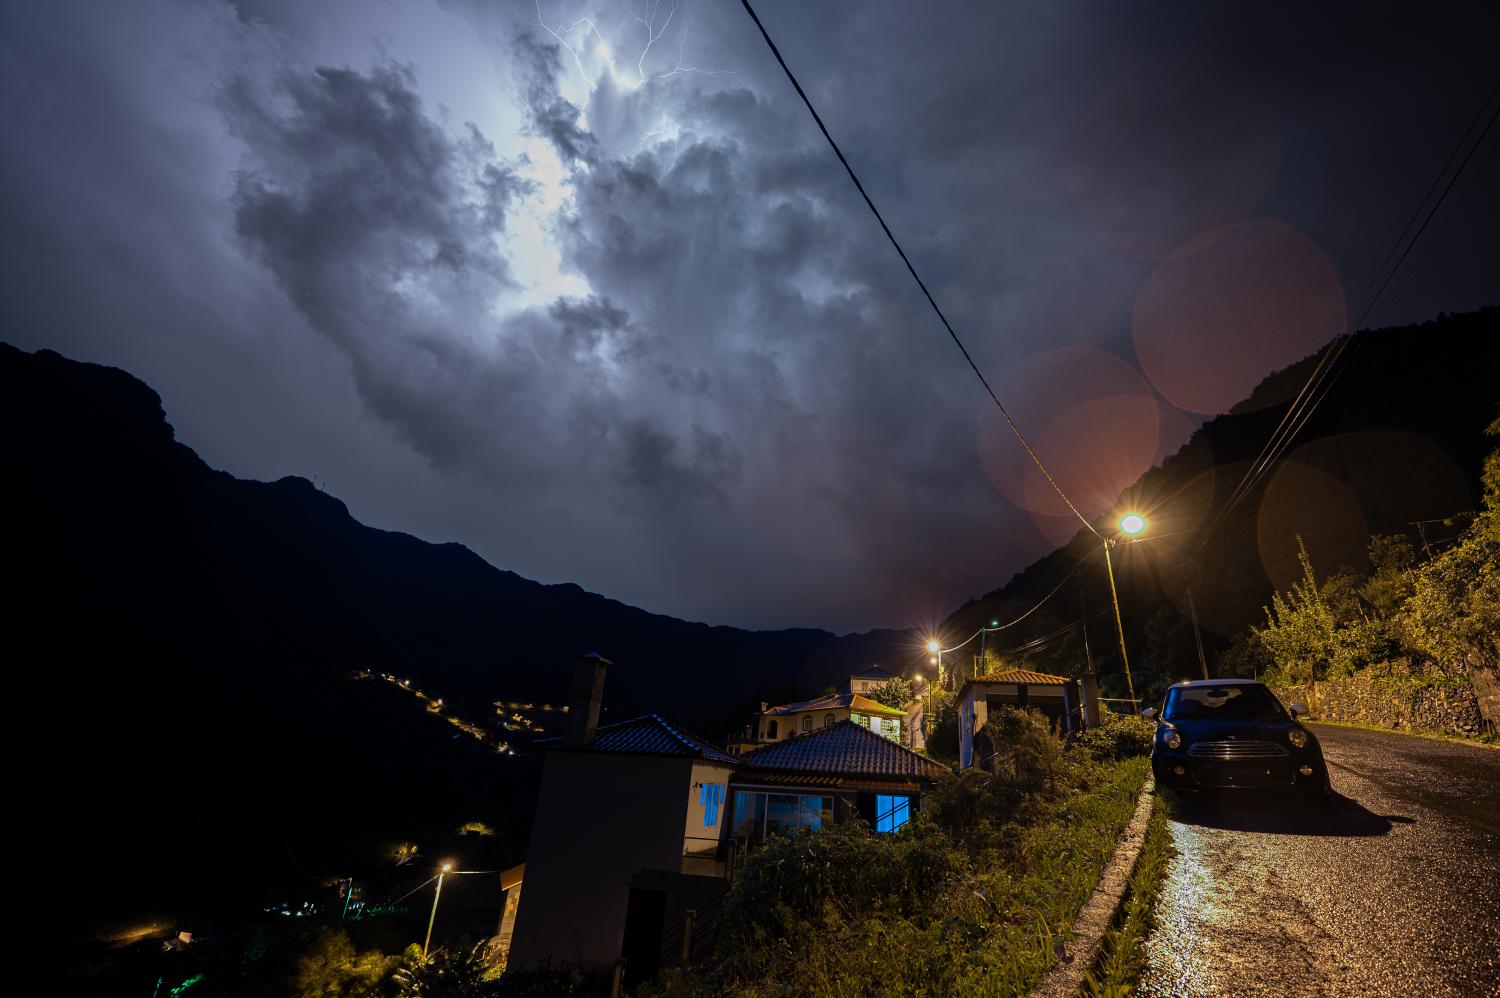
[657,745,1153,997]
[1081,791,1174,997]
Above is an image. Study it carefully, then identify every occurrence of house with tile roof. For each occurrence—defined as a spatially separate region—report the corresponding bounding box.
[957,668,1084,769]
[730,720,951,849]
[509,656,738,981]
[845,664,899,696]
[758,692,907,744]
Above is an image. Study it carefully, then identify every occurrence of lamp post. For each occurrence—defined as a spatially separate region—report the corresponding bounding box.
[422,862,452,959]
[1106,514,1146,712]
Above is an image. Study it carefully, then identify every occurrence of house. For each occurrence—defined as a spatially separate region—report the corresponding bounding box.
[729,720,951,848]
[511,656,951,987]
[957,668,1084,770]
[758,692,906,743]
[508,655,738,980]
[845,665,899,696]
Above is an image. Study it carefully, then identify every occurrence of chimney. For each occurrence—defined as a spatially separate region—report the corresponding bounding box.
[565,653,612,746]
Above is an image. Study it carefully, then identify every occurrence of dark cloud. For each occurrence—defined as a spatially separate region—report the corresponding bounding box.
[2,0,1496,630]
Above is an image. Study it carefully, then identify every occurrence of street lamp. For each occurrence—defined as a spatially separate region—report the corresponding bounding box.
[422,862,453,959]
[981,618,999,667]
[926,639,943,689]
[1104,514,1147,713]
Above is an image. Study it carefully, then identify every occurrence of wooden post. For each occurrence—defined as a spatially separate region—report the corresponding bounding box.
[681,908,697,965]
[609,958,626,998]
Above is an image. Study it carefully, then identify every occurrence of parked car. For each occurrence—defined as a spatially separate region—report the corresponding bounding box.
[1145,680,1331,795]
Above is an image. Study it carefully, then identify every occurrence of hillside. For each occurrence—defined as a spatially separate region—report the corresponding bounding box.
[0,341,909,940]
[945,308,1500,702]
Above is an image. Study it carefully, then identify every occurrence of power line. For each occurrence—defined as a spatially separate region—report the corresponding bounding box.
[1198,80,1500,548]
[738,0,1101,539]
[938,566,1081,654]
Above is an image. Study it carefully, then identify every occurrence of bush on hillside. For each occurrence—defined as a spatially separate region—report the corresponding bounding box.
[1072,714,1155,762]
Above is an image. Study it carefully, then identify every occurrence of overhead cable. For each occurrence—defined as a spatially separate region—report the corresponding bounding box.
[738,0,1101,539]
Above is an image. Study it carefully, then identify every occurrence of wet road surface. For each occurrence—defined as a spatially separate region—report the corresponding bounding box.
[1141,723,1500,997]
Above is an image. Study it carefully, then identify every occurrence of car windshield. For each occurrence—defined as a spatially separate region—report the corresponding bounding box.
[1163,684,1285,721]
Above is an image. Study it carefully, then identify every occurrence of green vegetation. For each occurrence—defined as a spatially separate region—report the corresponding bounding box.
[1254,415,1500,699]
[1082,795,1174,997]
[869,676,916,710]
[656,711,1153,997]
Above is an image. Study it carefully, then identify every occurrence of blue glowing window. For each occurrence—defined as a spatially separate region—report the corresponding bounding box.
[874,794,910,833]
[700,783,725,827]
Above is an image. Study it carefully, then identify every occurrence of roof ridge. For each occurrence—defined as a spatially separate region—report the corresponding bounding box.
[740,719,948,776]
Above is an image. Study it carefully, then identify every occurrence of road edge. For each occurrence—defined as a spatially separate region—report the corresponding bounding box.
[1028,776,1156,998]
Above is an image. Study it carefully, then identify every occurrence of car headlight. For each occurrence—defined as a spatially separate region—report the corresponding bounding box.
[1288,728,1308,749]
[1164,730,1182,750]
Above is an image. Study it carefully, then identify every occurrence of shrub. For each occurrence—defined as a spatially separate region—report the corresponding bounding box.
[1072,715,1155,762]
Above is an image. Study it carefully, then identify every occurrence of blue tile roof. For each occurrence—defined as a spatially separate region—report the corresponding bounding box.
[553,713,739,765]
[738,721,950,780]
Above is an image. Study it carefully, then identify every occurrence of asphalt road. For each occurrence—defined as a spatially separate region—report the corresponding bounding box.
[1140,723,1500,998]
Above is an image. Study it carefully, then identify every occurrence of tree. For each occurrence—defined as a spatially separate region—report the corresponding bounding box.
[394,940,500,997]
[1254,539,1378,688]
[869,676,915,710]
[1362,533,1417,619]
[293,931,406,998]
[1401,414,1500,665]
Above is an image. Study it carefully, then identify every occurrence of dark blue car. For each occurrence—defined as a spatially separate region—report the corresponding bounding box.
[1145,679,1331,795]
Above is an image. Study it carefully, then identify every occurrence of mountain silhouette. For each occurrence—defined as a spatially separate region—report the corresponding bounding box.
[943,307,1500,700]
[1,340,907,941]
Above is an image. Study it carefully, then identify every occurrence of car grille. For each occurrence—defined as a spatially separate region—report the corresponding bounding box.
[1188,739,1288,760]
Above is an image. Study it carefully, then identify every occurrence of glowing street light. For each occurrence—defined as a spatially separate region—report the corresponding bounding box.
[1103,513,1149,714]
[926,639,940,653]
[422,862,454,959]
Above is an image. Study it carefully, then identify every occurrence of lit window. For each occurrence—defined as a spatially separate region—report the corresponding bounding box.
[732,791,833,844]
[824,713,835,727]
[700,783,725,827]
[875,794,910,833]
[801,716,812,733]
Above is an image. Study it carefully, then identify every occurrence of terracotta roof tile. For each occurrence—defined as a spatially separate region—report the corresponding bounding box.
[737,720,949,780]
[967,669,1073,686]
[766,693,905,717]
[546,714,739,764]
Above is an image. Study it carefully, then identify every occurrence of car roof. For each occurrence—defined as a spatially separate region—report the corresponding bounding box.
[1167,678,1266,688]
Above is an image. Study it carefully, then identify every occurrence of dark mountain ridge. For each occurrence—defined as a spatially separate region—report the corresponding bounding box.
[942,308,1500,700]
[2,339,907,940]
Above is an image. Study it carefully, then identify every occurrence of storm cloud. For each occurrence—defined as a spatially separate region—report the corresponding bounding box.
[2,0,1496,630]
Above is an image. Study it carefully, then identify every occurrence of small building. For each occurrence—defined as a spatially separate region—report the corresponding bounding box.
[509,656,738,979]
[845,665,899,696]
[729,720,950,849]
[957,668,1083,770]
[759,693,906,743]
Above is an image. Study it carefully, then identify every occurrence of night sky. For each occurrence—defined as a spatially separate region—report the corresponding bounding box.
[3,1,1497,632]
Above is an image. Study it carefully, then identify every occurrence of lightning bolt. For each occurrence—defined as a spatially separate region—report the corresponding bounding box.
[536,0,732,93]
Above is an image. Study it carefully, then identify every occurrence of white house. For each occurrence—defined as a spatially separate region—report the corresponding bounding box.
[509,656,738,983]
[956,668,1083,769]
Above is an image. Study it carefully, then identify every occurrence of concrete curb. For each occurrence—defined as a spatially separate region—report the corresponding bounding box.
[1028,777,1156,998]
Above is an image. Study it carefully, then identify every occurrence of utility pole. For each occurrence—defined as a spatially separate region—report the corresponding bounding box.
[423,863,451,959]
[1102,538,1138,712]
[1186,587,1209,680]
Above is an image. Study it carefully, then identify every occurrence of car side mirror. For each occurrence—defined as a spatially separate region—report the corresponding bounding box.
[1289,703,1308,718]
[1142,707,1158,721]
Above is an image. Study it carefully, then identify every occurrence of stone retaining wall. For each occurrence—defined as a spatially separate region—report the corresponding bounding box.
[1272,661,1493,738]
